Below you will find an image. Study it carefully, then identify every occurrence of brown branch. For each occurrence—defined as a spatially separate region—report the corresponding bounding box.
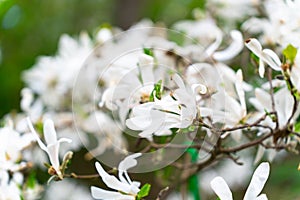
[220,131,273,153]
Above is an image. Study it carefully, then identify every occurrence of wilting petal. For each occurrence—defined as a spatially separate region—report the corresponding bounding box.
[213,30,244,61]
[91,186,135,200]
[210,177,233,200]
[244,162,270,200]
[43,119,57,145]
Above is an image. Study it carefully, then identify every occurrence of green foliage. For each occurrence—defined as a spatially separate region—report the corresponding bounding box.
[149,80,163,101]
[137,183,151,200]
[294,121,300,133]
[283,44,297,64]
[187,147,200,200]
[143,47,154,57]
[25,171,36,189]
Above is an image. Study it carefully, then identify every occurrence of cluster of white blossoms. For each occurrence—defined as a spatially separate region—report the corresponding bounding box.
[1,0,300,199]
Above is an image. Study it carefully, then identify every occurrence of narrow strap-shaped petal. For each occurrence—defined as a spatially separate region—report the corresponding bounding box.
[57,138,72,144]
[213,30,244,61]
[258,58,265,78]
[26,117,48,152]
[95,162,133,194]
[43,119,57,145]
[205,30,223,57]
[210,177,233,200]
[47,143,61,176]
[118,153,142,174]
[245,38,262,57]
[256,194,268,200]
[235,69,246,113]
[261,49,281,71]
[118,153,142,186]
[171,73,186,90]
[244,162,270,200]
[91,186,135,200]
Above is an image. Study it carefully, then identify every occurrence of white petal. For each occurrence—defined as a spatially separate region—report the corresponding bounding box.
[245,38,262,57]
[171,73,185,90]
[43,119,57,145]
[254,145,265,164]
[259,58,265,78]
[256,194,268,200]
[138,54,154,66]
[254,88,272,111]
[235,69,246,113]
[261,49,281,71]
[118,153,142,185]
[26,117,48,152]
[118,153,142,172]
[210,177,233,200]
[244,162,270,200]
[47,143,61,175]
[57,138,72,144]
[213,30,244,61]
[95,162,133,194]
[91,186,135,200]
[205,30,223,57]
[191,84,207,94]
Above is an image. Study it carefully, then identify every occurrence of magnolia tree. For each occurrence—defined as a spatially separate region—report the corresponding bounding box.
[1,0,300,199]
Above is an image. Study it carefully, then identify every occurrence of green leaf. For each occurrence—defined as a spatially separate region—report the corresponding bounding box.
[143,48,154,57]
[137,183,151,199]
[149,80,162,101]
[26,172,36,189]
[283,44,298,64]
[294,121,300,132]
[187,147,201,200]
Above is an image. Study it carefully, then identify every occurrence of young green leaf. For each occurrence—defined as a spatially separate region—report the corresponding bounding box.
[149,80,163,101]
[137,183,151,199]
[283,44,297,64]
[143,48,154,57]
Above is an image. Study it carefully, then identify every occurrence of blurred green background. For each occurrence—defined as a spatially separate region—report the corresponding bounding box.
[0,0,203,117]
[0,0,299,199]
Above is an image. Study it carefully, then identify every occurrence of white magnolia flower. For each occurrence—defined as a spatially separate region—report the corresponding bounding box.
[20,88,43,122]
[23,33,92,109]
[126,73,206,139]
[27,118,72,178]
[250,87,299,129]
[249,87,300,163]
[245,38,281,77]
[91,153,141,200]
[243,0,300,48]
[0,170,22,200]
[81,111,127,156]
[0,124,34,171]
[210,162,270,200]
[206,0,259,24]
[223,69,247,141]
